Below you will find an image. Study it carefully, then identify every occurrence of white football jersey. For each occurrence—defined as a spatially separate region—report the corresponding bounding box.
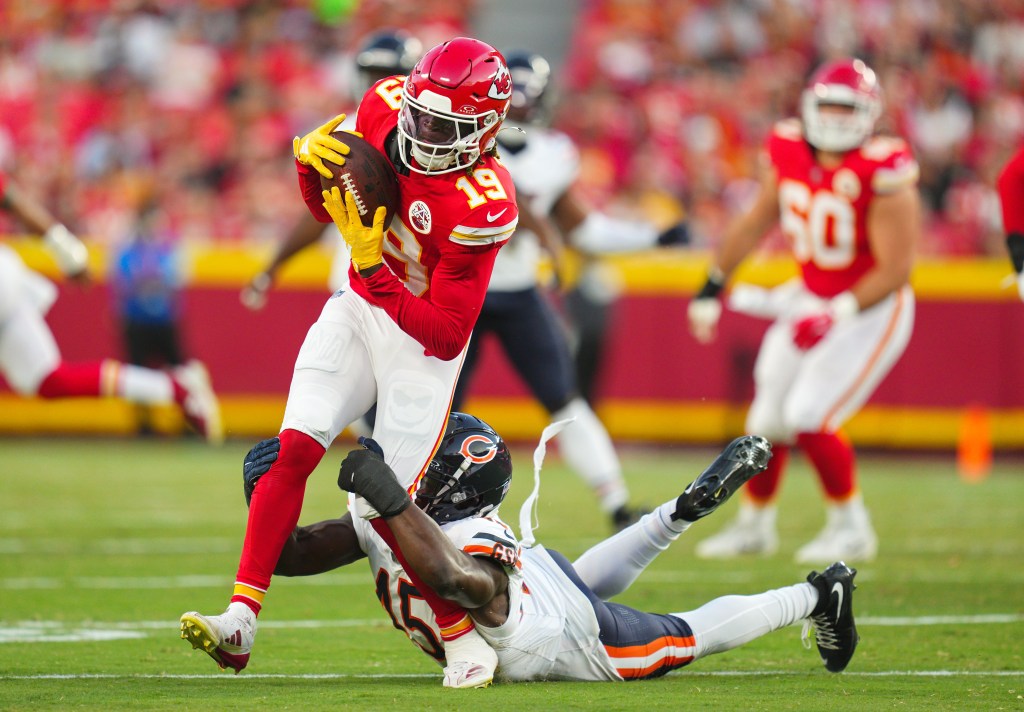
[487,129,580,292]
[348,501,620,682]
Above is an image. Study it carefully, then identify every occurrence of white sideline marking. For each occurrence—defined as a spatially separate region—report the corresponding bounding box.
[0,671,1022,680]
[1,613,1020,644]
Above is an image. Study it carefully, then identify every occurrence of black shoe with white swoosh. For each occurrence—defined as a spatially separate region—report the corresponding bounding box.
[805,561,859,672]
[672,436,772,523]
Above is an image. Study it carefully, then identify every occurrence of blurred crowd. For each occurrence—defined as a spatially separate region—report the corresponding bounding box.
[0,0,1021,258]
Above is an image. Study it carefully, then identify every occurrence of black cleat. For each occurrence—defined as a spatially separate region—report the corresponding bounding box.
[804,561,859,673]
[611,505,648,532]
[672,436,772,522]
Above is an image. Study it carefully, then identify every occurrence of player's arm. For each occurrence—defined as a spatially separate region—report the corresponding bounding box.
[340,203,516,360]
[688,162,779,343]
[998,147,1024,299]
[276,515,367,576]
[551,189,689,252]
[241,211,326,309]
[855,184,920,309]
[1,179,89,280]
[516,192,565,283]
[337,449,509,614]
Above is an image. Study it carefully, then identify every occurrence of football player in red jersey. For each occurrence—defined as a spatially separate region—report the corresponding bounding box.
[997,146,1024,301]
[0,172,222,442]
[180,37,518,689]
[687,58,920,564]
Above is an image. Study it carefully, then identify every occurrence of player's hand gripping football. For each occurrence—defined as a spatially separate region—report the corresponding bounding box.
[292,113,360,180]
[322,187,387,272]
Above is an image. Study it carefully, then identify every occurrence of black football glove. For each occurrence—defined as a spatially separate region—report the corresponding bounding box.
[243,436,280,507]
[337,438,411,518]
[656,221,691,247]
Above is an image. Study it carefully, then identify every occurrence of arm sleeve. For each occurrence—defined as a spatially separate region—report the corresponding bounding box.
[295,160,333,223]
[568,211,659,253]
[998,148,1024,235]
[355,243,500,361]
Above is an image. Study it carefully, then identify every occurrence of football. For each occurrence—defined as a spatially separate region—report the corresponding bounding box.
[320,132,401,229]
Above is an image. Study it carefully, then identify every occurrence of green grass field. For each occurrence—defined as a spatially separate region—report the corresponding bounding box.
[0,436,1021,711]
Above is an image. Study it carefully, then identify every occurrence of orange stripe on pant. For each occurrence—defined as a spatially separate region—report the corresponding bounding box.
[604,634,697,679]
[821,289,906,432]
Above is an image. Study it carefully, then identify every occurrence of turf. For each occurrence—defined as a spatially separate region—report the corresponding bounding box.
[0,436,1021,710]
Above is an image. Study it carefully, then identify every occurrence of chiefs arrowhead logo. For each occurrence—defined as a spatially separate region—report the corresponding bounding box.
[488,62,513,101]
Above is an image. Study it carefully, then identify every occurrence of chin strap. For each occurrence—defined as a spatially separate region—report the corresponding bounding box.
[517,417,575,548]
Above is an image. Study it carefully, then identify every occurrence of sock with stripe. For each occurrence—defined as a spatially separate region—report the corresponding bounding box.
[797,431,855,500]
[370,517,475,640]
[36,360,177,403]
[233,429,326,616]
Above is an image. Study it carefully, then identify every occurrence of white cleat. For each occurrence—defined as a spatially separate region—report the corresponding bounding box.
[794,524,878,564]
[794,502,878,564]
[442,629,498,689]
[179,605,256,674]
[695,507,779,559]
[173,359,224,445]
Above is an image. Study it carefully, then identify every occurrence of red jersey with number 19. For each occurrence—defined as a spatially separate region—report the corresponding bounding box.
[768,119,919,298]
[296,76,518,360]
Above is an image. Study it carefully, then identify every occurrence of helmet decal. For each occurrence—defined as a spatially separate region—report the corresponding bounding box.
[459,434,498,464]
[488,62,513,101]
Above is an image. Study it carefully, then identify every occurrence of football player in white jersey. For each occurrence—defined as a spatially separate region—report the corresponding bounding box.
[0,172,222,442]
[452,50,691,531]
[240,414,860,682]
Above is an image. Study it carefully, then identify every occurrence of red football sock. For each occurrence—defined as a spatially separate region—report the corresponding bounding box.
[233,429,326,613]
[745,444,789,504]
[797,431,856,501]
[36,361,117,398]
[370,517,475,641]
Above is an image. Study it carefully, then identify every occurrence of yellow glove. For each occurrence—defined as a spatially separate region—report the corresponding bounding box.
[292,114,362,179]
[322,187,387,271]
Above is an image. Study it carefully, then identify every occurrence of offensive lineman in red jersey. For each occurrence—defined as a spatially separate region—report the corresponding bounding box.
[687,58,920,564]
[180,38,518,688]
[997,146,1024,302]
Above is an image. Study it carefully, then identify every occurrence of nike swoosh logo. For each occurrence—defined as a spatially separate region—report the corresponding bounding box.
[486,208,508,222]
[831,581,844,620]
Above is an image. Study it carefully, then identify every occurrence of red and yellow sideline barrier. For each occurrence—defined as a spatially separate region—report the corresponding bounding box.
[3,239,1023,448]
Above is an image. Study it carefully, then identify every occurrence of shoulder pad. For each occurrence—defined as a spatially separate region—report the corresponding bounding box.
[443,516,522,570]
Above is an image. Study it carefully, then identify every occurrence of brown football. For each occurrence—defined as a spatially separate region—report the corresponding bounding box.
[319,132,401,229]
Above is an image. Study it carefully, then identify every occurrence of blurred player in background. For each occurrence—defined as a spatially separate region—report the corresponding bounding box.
[997,145,1024,302]
[240,416,860,680]
[240,29,422,308]
[687,58,919,564]
[0,172,222,443]
[111,199,189,436]
[452,50,690,531]
[181,37,518,689]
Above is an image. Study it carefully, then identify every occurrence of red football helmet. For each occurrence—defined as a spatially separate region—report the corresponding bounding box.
[801,58,883,152]
[398,37,512,175]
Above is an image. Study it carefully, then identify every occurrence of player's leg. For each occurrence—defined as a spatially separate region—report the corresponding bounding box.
[493,289,636,529]
[786,287,914,564]
[696,320,801,558]
[573,436,771,599]
[181,292,377,672]
[366,309,497,689]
